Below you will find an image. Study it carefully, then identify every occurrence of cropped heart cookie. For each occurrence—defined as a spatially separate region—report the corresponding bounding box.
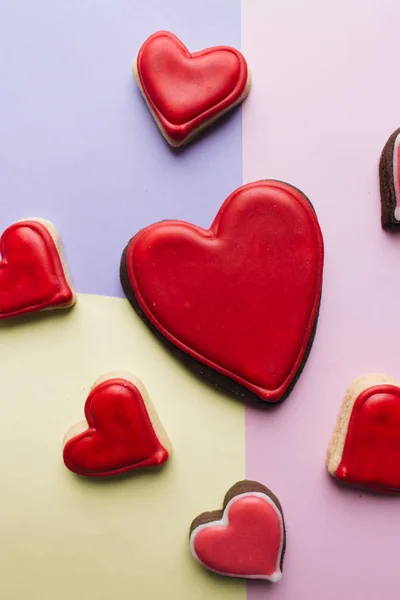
[189,480,286,581]
[327,374,400,492]
[120,180,324,403]
[0,219,75,320]
[63,374,171,477]
[133,31,250,146]
[379,128,400,228]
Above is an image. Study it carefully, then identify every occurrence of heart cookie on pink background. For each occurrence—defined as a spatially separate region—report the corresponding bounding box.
[189,480,286,581]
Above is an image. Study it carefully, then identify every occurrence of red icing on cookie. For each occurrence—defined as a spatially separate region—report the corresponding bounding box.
[63,378,169,477]
[336,385,400,492]
[191,493,284,581]
[135,31,249,144]
[123,181,324,402]
[0,220,74,319]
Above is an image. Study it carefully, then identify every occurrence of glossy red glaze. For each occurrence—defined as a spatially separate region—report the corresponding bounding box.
[125,181,324,402]
[192,494,283,579]
[63,378,169,477]
[336,385,400,492]
[136,31,248,143]
[0,220,73,319]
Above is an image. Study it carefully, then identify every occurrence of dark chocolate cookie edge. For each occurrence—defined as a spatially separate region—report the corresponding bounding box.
[379,127,400,229]
[189,479,286,571]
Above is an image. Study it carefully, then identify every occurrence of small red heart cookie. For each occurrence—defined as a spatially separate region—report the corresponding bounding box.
[0,219,75,320]
[120,180,324,403]
[63,374,171,477]
[327,374,400,492]
[189,480,286,581]
[133,31,250,146]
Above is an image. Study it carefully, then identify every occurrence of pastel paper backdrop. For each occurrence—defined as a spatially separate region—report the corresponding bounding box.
[0,0,242,296]
[0,295,245,599]
[243,1,400,599]
[1,0,400,598]
[0,2,244,599]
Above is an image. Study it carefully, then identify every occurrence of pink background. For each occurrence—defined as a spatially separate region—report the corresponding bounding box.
[243,1,400,598]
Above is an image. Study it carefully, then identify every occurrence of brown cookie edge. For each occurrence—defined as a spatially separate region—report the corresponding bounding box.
[379,127,400,229]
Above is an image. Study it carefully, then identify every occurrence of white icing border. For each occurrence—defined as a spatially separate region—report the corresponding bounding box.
[393,134,400,221]
[189,491,284,582]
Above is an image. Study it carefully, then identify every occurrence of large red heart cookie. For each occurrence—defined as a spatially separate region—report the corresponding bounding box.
[189,480,285,581]
[327,374,400,492]
[63,375,171,477]
[133,31,250,146]
[0,219,75,320]
[120,180,324,403]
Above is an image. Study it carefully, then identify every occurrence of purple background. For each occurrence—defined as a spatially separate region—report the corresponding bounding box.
[0,0,241,297]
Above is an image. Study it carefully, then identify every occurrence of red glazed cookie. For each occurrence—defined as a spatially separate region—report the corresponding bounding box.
[63,373,171,477]
[189,480,286,581]
[0,218,75,320]
[133,31,250,146]
[327,374,400,492]
[120,180,324,403]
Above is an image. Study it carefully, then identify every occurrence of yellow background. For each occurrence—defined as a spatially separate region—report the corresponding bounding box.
[0,294,245,600]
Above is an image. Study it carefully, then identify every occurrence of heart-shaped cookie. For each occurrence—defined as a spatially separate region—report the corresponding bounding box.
[120,180,324,403]
[189,480,285,581]
[327,374,400,492]
[0,219,75,319]
[63,374,171,477]
[133,31,250,146]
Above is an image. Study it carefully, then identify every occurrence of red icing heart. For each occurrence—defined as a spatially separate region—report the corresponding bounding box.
[122,181,324,402]
[336,385,400,492]
[63,378,169,477]
[191,492,284,580]
[0,220,74,319]
[135,31,249,144]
